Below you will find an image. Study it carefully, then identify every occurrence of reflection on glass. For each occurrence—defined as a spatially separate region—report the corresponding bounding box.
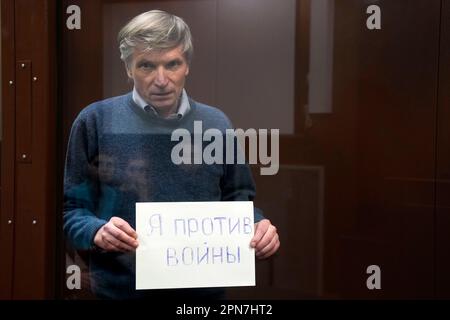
[308,0,334,114]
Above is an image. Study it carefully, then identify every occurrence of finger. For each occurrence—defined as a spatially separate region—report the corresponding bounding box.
[103,236,125,252]
[259,240,280,259]
[256,233,279,255]
[250,219,270,247]
[256,233,279,257]
[254,225,277,251]
[111,217,138,239]
[103,232,136,252]
[104,223,139,248]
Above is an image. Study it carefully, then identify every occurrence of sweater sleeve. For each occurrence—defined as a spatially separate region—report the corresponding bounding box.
[63,110,108,250]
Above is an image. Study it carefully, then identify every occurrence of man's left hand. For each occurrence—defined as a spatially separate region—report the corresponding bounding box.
[250,219,280,259]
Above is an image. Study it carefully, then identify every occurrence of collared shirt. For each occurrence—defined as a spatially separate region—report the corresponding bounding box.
[132,87,190,120]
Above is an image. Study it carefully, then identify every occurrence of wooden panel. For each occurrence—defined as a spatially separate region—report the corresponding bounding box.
[279,0,440,298]
[0,0,16,300]
[260,165,323,298]
[61,0,103,158]
[336,0,439,298]
[12,0,57,299]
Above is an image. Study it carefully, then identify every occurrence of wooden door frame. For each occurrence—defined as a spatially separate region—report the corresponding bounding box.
[0,0,16,299]
[0,0,58,299]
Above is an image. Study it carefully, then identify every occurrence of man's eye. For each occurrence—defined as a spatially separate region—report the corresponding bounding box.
[139,63,155,70]
[167,60,181,69]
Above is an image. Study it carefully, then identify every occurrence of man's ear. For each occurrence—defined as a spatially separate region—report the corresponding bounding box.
[125,62,133,79]
[185,65,190,77]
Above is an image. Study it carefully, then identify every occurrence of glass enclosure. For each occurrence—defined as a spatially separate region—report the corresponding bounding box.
[60,0,443,299]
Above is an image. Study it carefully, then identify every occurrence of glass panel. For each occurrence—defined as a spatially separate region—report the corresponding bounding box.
[61,0,297,300]
[61,0,440,300]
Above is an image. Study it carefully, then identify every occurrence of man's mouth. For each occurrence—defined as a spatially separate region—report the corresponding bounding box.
[152,92,172,96]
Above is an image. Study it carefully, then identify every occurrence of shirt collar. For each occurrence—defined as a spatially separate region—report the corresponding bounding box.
[132,87,190,120]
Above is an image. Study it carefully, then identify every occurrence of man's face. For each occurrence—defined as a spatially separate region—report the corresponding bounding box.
[126,45,189,117]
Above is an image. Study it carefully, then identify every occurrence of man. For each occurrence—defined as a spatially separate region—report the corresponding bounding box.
[64,10,280,299]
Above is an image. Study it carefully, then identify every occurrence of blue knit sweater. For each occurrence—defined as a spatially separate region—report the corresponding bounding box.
[63,92,263,299]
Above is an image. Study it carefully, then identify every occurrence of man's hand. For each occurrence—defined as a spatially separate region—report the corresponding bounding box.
[93,217,139,252]
[250,219,280,259]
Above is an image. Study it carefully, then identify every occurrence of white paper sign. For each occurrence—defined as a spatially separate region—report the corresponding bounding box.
[136,201,255,290]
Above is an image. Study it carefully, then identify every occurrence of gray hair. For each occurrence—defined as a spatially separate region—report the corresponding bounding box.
[118,10,193,67]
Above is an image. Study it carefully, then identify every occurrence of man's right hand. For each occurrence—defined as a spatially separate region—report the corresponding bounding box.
[93,217,139,252]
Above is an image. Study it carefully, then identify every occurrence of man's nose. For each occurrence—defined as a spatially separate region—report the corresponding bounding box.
[154,67,169,87]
